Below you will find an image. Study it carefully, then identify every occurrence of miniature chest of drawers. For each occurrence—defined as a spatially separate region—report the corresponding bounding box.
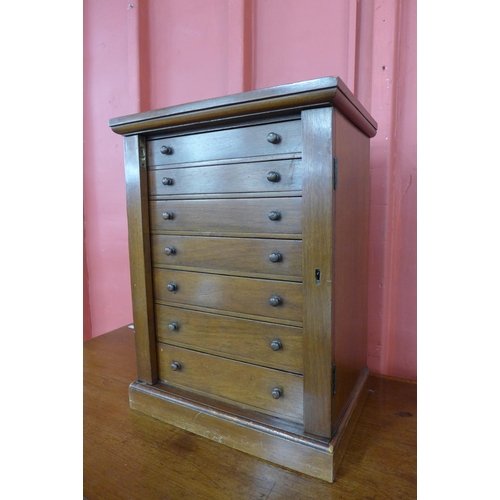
[109,77,377,482]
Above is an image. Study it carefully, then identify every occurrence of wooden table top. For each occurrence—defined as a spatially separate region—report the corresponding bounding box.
[83,326,416,499]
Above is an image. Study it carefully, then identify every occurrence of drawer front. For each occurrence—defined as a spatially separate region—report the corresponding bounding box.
[148,159,302,196]
[147,120,301,166]
[155,305,303,373]
[153,269,303,322]
[157,343,303,423]
[149,197,302,235]
[151,235,302,279]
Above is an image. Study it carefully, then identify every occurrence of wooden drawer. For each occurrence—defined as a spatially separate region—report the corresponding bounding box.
[151,235,302,279]
[157,343,303,423]
[153,269,303,323]
[155,305,303,373]
[147,120,301,166]
[148,159,302,197]
[149,197,302,236]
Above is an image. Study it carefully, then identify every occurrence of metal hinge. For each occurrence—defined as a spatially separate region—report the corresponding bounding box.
[332,364,337,395]
[333,157,338,190]
[139,136,147,169]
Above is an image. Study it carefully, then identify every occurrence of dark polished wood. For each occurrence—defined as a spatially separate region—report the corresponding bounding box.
[301,107,335,438]
[332,111,371,431]
[155,305,303,372]
[123,135,157,385]
[109,76,377,137]
[149,197,302,235]
[110,77,378,481]
[157,343,304,423]
[151,235,303,280]
[148,159,302,196]
[84,327,416,498]
[147,119,301,166]
[153,268,303,322]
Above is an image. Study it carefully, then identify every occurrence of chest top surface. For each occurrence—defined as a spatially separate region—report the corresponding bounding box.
[109,76,377,138]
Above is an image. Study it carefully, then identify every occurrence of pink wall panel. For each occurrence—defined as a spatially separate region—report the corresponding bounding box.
[383,0,417,379]
[355,0,417,379]
[84,0,135,338]
[147,0,230,108]
[83,0,417,380]
[253,0,352,88]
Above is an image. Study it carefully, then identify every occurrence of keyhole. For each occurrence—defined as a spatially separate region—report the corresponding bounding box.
[315,269,321,285]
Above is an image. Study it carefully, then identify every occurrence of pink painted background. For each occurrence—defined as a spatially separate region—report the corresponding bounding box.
[83,0,416,380]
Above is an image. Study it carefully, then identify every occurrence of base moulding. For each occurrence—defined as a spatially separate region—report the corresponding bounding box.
[129,367,370,482]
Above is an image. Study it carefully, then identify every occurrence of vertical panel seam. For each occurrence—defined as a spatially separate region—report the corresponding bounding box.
[227,0,254,94]
[346,0,359,91]
[126,0,150,113]
[127,2,141,113]
[243,0,254,91]
[381,0,403,374]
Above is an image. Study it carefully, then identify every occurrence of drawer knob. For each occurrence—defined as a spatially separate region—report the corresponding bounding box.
[269,295,282,307]
[162,212,174,220]
[268,211,281,221]
[162,177,174,186]
[170,361,181,371]
[168,322,178,332]
[270,340,282,351]
[267,171,281,182]
[167,283,177,292]
[164,246,176,255]
[267,132,281,144]
[269,252,282,263]
[271,387,283,399]
[160,145,173,155]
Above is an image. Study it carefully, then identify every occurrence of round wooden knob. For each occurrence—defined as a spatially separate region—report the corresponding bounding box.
[267,171,281,182]
[167,283,177,292]
[267,132,281,144]
[269,295,282,307]
[162,212,174,220]
[171,361,181,371]
[268,211,281,221]
[164,247,176,255]
[270,340,282,351]
[271,388,283,399]
[168,322,178,332]
[160,146,173,155]
[269,252,282,263]
[162,177,174,186]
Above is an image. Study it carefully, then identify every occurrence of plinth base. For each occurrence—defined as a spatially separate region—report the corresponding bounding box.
[129,367,369,482]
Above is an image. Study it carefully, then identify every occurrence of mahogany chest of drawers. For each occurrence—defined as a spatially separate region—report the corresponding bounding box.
[109,77,377,482]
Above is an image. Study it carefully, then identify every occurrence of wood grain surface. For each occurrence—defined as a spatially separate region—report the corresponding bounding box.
[147,119,301,166]
[108,77,387,490]
[151,235,302,280]
[123,135,158,385]
[153,269,303,322]
[109,76,377,138]
[149,197,302,236]
[156,343,304,423]
[155,304,303,372]
[148,158,302,196]
[84,326,416,499]
[332,111,371,431]
[301,107,335,437]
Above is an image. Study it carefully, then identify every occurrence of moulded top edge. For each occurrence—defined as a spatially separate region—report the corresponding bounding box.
[109,76,377,138]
